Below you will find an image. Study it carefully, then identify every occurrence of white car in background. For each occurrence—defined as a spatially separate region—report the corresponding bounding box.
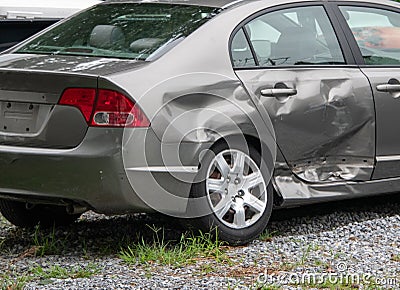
[0,0,101,51]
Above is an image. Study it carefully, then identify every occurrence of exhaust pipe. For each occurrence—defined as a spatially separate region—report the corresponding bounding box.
[66,204,88,215]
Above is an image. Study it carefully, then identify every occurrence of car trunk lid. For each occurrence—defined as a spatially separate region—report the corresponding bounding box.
[0,54,149,148]
[0,54,145,75]
[0,68,98,148]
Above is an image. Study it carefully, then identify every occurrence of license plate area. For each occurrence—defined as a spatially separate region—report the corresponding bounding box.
[0,101,40,134]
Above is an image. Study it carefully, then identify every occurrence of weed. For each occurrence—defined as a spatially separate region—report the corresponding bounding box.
[31,263,99,280]
[391,254,400,262]
[200,264,215,275]
[259,230,279,241]
[278,261,298,271]
[81,239,89,259]
[0,238,5,252]
[0,274,31,290]
[120,225,229,266]
[251,284,281,290]
[301,244,312,265]
[32,225,65,256]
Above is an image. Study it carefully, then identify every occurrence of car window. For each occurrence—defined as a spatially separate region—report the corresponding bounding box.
[15,3,218,60]
[231,6,345,67]
[231,28,256,67]
[283,11,326,45]
[339,6,400,65]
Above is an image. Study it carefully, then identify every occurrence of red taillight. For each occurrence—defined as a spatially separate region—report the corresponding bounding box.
[91,89,150,127]
[59,88,150,127]
[59,88,96,122]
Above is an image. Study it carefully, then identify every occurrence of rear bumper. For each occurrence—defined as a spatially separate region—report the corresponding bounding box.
[0,127,150,213]
[0,127,205,215]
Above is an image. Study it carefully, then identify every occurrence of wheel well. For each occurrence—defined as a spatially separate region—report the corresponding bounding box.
[244,135,283,206]
[212,134,260,151]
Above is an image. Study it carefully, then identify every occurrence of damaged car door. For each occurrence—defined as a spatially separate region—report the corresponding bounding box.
[232,4,375,183]
[336,4,400,179]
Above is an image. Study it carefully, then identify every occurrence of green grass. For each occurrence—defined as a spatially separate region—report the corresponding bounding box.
[199,264,215,275]
[0,238,5,252]
[31,264,99,280]
[300,243,320,265]
[32,225,68,256]
[391,254,400,262]
[0,274,31,290]
[301,244,311,265]
[0,264,99,290]
[258,229,279,241]
[119,225,229,266]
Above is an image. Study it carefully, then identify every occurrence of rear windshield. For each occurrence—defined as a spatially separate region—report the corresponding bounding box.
[16,3,218,60]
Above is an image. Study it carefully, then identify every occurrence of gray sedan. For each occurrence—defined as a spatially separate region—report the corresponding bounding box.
[0,0,400,245]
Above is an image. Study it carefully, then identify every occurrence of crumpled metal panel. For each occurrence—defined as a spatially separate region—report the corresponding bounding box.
[273,161,400,206]
[292,158,373,183]
[116,71,276,168]
[236,68,375,183]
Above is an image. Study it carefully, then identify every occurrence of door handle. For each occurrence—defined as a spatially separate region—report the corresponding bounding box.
[261,88,297,97]
[376,84,400,93]
[377,78,400,93]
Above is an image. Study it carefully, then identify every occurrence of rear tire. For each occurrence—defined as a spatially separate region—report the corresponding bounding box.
[188,140,273,246]
[0,200,81,228]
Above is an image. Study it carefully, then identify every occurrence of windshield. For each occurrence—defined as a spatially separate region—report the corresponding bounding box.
[16,3,218,60]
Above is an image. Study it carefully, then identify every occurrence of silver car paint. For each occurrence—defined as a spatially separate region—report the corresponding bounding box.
[236,68,375,183]
[0,0,399,214]
[104,0,380,210]
[362,67,400,179]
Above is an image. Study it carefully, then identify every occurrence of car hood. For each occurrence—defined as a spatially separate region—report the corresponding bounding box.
[0,54,147,75]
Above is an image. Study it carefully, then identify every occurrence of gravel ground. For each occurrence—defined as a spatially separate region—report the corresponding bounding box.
[1,193,399,289]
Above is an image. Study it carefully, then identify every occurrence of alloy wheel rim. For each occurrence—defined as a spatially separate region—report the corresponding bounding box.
[206,149,267,229]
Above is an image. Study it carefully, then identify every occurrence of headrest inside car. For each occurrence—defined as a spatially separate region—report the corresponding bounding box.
[130,38,162,52]
[90,25,125,49]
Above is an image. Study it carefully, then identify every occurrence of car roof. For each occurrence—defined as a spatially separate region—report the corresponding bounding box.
[104,0,251,8]
[102,0,400,9]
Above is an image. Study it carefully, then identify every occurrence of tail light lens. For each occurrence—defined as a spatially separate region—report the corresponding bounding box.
[58,88,96,123]
[59,88,150,127]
